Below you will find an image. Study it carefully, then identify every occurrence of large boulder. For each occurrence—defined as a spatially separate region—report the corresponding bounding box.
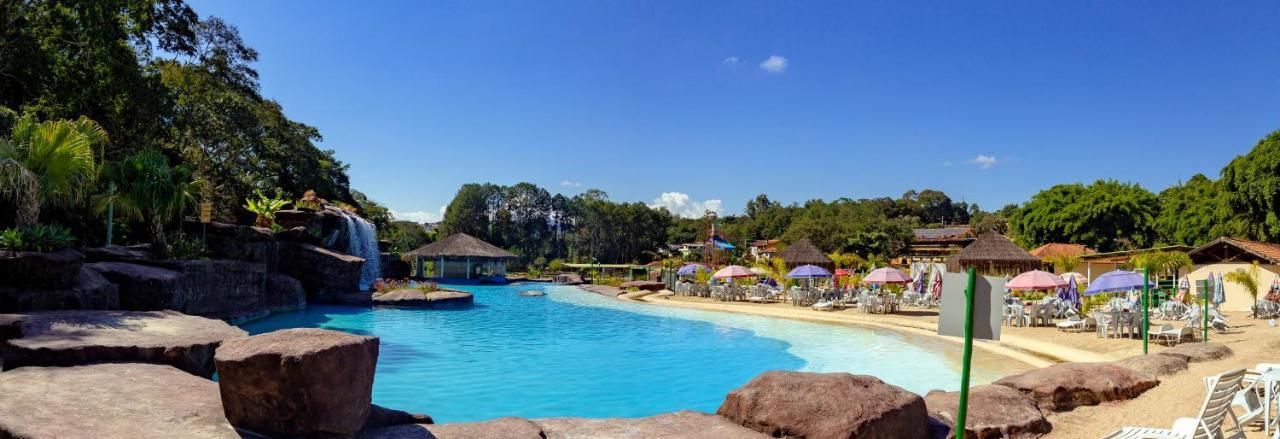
[0,310,247,377]
[83,244,152,263]
[215,328,379,438]
[363,418,545,439]
[277,242,365,299]
[277,226,322,246]
[993,363,1159,412]
[362,404,434,431]
[1113,353,1189,377]
[265,272,307,313]
[373,289,473,309]
[924,384,1051,439]
[87,260,270,321]
[538,411,768,439]
[554,273,584,285]
[0,267,119,312]
[0,363,239,439]
[0,249,83,289]
[276,209,324,235]
[1160,343,1233,363]
[185,220,279,268]
[717,371,929,439]
[620,280,665,291]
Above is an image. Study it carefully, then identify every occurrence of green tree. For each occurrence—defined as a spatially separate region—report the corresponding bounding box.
[0,113,107,226]
[95,149,202,259]
[1220,130,1280,241]
[1155,174,1225,246]
[1009,180,1157,252]
[1223,262,1261,318]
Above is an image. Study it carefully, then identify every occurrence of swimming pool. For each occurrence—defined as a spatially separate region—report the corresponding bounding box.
[241,283,1024,422]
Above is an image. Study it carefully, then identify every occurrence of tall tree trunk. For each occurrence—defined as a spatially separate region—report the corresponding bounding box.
[149,213,170,259]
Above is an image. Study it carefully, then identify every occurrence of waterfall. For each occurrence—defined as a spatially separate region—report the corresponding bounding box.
[333,208,382,291]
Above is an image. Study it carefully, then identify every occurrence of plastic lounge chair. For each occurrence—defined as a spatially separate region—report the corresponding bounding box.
[1102,368,1247,439]
[1056,315,1086,332]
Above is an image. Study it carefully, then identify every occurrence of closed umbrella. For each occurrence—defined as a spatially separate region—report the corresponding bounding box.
[864,267,912,285]
[1083,270,1153,296]
[713,265,756,279]
[930,269,943,299]
[1059,276,1081,309]
[1007,270,1068,291]
[1213,272,1226,306]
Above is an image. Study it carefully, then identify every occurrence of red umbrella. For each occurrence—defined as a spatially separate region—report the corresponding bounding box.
[1007,270,1068,291]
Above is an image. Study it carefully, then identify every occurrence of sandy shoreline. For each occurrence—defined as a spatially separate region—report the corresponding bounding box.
[574,285,1280,438]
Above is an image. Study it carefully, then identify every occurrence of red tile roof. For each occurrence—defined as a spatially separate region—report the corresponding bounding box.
[1029,243,1096,259]
[1189,237,1280,264]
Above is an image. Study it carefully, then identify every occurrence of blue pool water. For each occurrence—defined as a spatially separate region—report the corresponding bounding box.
[241,284,1024,422]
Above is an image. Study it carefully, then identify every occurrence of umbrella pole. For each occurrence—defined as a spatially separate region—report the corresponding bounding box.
[1142,267,1149,355]
[1202,284,1209,342]
[956,267,977,439]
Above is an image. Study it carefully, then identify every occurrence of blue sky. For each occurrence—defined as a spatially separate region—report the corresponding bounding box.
[189,1,1279,222]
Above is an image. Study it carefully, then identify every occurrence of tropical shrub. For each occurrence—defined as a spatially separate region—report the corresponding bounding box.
[1224,262,1261,317]
[0,224,76,252]
[168,231,208,260]
[0,114,106,225]
[244,189,289,228]
[548,258,568,273]
[95,149,203,259]
[293,189,325,211]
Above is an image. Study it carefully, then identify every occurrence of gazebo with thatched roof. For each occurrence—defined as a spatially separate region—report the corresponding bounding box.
[404,233,517,281]
[945,233,1041,276]
[779,238,834,270]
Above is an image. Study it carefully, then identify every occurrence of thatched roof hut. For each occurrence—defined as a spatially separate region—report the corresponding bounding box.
[404,233,515,280]
[945,233,1040,275]
[779,238,833,269]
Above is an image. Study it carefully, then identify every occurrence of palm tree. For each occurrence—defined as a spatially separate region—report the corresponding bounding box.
[1224,261,1261,318]
[0,114,106,225]
[94,150,203,259]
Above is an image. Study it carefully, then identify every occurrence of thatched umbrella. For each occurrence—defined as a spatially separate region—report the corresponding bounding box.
[945,233,1040,276]
[779,238,834,270]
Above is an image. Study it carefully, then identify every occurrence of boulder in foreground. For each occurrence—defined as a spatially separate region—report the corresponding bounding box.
[361,411,765,439]
[925,384,1051,438]
[1113,353,1189,377]
[373,289,473,308]
[1160,342,1232,363]
[993,362,1159,412]
[215,328,379,438]
[0,310,246,377]
[0,363,238,439]
[0,267,119,313]
[716,370,929,439]
[0,249,83,289]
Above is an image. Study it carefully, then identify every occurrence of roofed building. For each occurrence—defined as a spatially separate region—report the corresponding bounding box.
[1029,243,1097,273]
[1186,237,1280,312]
[404,233,517,283]
[945,233,1040,276]
[779,238,834,270]
[906,226,977,262]
[1078,245,1194,280]
[750,239,781,260]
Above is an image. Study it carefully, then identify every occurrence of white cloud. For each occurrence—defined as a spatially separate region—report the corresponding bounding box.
[722,56,740,65]
[759,55,788,74]
[649,192,724,219]
[969,155,998,169]
[391,205,447,223]
[560,180,583,187]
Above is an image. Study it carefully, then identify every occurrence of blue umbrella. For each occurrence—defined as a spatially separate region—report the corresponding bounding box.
[1058,276,1081,309]
[786,264,832,279]
[1083,270,1153,296]
[1213,272,1226,305]
[676,263,710,276]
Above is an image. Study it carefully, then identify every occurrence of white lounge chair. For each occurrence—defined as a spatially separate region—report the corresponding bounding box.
[1102,368,1247,439]
[1055,315,1087,332]
[1151,322,1196,346]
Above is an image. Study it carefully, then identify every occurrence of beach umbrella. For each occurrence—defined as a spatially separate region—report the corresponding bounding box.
[930,269,943,299]
[676,263,710,276]
[864,267,912,285]
[713,265,756,279]
[1060,272,1088,286]
[786,264,832,279]
[1008,270,1068,291]
[1057,276,1081,309]
[1213,272,1226,306]
[1083,270,1153,296]
[1270,276,1280,295]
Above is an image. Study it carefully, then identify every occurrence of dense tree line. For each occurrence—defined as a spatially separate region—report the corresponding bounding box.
[0,1,360,245]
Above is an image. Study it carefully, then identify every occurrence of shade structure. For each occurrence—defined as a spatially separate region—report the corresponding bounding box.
[1007,270,1068,291]
[945,233,1041,276]
[713,265,756,279]
[676,263,710,276]
[864,267,911,284]
[1083,270,1153,296]
[786,264,832,279]
[779,238,834,269]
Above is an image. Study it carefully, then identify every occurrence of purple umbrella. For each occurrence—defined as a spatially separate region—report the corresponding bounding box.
[1058,276,1081,309]
[1083,270,1154,296]
[676,263,710,276]
[786,264,832,279]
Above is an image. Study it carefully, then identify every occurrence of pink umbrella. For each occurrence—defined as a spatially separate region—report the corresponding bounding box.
[713,265,757,279]
[864,267,911,284]
[1007,270,1068,291]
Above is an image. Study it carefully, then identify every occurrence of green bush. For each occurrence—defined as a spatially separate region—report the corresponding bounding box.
[168,232,208,260]
[0,224,75,252]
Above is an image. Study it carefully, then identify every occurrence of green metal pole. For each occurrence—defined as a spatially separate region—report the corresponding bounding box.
[1203,281,1209,342]
[1142,267,1150,355]
[955,267,978,439]
[105,182,115,246]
